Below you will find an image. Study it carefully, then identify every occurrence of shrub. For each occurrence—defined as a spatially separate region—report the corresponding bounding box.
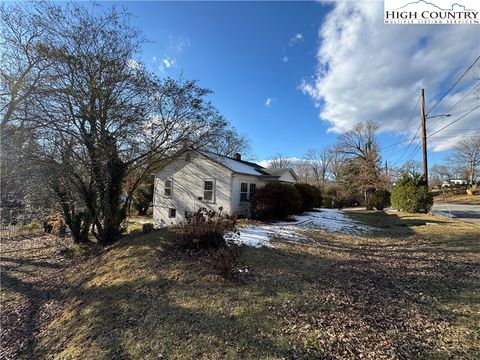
[294,183,322,212]
[212,246,239,278]
[391,173,433,213]
[369,189,391,210]
[251,182,303,220]
[322,186,348,209]
[178,208,236,249]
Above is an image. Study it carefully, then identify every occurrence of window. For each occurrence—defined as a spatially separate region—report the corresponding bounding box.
[240,182,256,202]
[185,153,191,162]
[240,183,248,202]
[203,180,214,202]
[169,208,176,218]
[164,179,172,197]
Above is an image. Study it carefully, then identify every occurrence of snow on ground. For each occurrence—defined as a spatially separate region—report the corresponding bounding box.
[225,209,373,248]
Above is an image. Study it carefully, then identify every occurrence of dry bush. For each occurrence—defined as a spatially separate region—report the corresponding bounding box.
[178,208,236,249]
[211,246,239,278]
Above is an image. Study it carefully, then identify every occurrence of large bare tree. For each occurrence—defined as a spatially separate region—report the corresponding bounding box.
[269,153,294,168]
[336,120,386,208]
[2,2,231,244]
[450,136,480,185]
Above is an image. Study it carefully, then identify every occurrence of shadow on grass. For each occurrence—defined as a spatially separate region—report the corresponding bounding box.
[2,227,479,359]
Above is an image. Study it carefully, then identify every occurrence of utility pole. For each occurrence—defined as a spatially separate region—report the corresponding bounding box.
[420,88,428,187]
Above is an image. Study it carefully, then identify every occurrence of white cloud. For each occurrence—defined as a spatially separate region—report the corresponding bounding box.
[265,97,276,107]
[168,35,190,52]
[282,55,289,63]
[162,56,176,68]
[301,1,480,152]
[289,33,304,46]
[157,55,176,72]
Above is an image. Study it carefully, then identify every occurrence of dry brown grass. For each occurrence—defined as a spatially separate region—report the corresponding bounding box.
[1,212,479,359]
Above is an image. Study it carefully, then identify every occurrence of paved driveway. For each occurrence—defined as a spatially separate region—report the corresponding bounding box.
[432,203,480,225]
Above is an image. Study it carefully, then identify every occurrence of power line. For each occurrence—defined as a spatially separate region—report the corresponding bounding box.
[382,95,420,154]
[427,105,480,138]
[426,55,480,117]
[445,81,480,113]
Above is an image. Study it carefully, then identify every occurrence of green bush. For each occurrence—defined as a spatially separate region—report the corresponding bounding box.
[294,183,322,212]
[178,208,236,249]
[369,189,391,210]
[391,173,433,213]
[251,182,303,220]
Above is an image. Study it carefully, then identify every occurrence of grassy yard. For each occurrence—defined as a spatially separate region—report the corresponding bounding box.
[433,193,480,205]
[1,211,479,359]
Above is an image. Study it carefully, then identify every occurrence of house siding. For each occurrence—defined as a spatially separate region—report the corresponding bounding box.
[153,150,233,227]
[278,171,297,183]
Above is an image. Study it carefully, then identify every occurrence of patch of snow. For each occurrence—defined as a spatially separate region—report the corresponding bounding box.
[225,209,373,248]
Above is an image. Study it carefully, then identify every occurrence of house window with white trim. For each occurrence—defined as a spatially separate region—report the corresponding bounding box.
[240,182,256,202]
[203,180,215,202]
[164,179,173,197]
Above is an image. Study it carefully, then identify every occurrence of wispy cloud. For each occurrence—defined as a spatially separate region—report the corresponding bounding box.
[168,35,190,52]
[282,55,289,63]
[153,55,176,72]
[265,98,274,107]
[289,33,304,46]
[301,1,479,151]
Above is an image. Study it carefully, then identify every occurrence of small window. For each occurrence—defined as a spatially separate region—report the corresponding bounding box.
[240,183,256,202]
[164,179,172,197]
[169,208,176,218]
[185,153,191,162]
[203,180,214,202]
[240,183,248,202]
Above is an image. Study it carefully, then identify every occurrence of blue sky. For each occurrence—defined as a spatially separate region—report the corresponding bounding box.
[113,1,479,166]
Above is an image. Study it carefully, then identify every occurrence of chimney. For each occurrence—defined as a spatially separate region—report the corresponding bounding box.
[233,153,241,161]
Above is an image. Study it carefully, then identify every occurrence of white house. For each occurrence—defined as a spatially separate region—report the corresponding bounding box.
[153,148,298,227]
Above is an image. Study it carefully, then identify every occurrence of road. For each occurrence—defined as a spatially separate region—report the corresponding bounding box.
[432,203,480,225]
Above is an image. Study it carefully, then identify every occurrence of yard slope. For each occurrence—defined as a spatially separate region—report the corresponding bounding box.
[3,212,479,359]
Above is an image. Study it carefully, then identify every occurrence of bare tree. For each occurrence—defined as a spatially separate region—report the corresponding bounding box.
[336,121,386,208]
[327,144,344,181]
[269,153,294,168]
[338,120,379,160]
[17,3,229,244]
[295,160,314,184]
[0,2,54,130]
[450,136,480,185]
[203,127,252,158]
[305,148,331,186]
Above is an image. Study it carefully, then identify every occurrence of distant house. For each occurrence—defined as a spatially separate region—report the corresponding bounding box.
[153,148,298,226]
[442,179,468,187]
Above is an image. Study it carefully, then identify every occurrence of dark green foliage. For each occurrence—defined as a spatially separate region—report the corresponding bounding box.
[322,186,347,209]
[178,208,236,249]
[133,182,154,215]
[369,189,391,210]
[391,173,433,213]
[251,183,303,220]
[294,183,322,212]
